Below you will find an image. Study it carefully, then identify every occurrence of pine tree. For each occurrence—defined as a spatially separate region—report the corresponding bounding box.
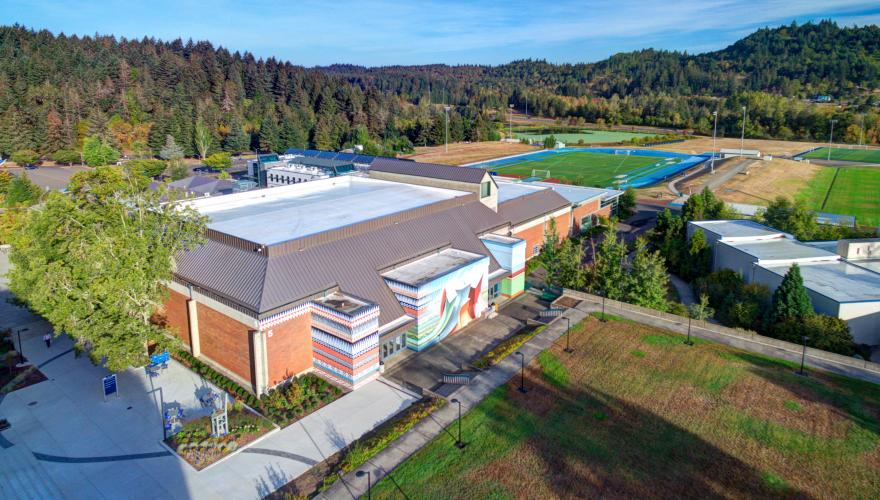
[223,118,250,153]
[259,117,280,152]
[769,263,813,324]
[593,224,627,300]
[626,238,669,311]
[279,118,307,150]
[685,229,712,280]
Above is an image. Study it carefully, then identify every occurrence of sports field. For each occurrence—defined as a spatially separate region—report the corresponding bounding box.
[802,147,880,164]
[515,129,660,144]
[797,166,880,226]
[487,150,682,188]
[369,315,880,498]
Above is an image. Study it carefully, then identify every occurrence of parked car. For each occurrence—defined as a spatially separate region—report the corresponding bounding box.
[24,163,38,170]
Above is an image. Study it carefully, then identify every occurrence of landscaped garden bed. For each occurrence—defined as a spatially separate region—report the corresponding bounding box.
[268,396,446,498]
[472,324,547,369]
[164,404,275,470]
[0,329,47,393]
[174,349,343,427]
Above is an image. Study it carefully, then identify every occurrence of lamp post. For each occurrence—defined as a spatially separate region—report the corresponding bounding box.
[601,296,607,322]
[798,336,809,376]
[444,106,451,154]
[685,316,694,346]
[508,104,514,141]
[450,398,465,448]
[563,317,573,353]
[356,470,372,500]
[710,110,718,174]
[15,328,29,365]
[515,351,527,393]
[827,119,837,161]
[740,106,747,157]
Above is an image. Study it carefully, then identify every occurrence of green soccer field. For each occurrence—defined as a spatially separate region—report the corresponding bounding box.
[802,147,880,164]
[797,167,880,226]
[489,150,679,187]
[515,129,659,144]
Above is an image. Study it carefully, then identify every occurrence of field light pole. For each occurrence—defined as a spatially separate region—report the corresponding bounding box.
[859,114,865,148]
[827,119,837,161]
[356,470,371,500]
[798,336,810,376]
[444,106,451,154]
[515,351,527,393]
[563,316,573,353]
[508,104,514,141]
[601,296,607,322]
[685,316,694,346]
[16,328,29,365]
[710,110,718,174]
[450,398,465,449]
[740,106,747,157]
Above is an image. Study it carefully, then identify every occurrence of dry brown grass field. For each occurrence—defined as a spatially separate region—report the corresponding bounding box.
[370,315,880,499]
[715,158,824,206]
[647,136,823,157]
[402,141,538,165]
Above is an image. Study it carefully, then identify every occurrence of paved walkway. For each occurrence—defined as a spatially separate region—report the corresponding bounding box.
[320,307,588,500]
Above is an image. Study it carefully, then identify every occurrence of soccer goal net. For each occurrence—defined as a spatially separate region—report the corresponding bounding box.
[531,169,551,179]
[614,149,633,155]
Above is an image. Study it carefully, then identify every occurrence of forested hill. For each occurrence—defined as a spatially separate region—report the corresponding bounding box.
[1,21,879,161]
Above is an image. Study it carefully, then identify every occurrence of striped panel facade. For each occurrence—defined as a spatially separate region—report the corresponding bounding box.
[310,308,380,390]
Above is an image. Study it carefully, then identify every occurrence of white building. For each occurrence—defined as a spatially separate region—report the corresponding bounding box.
[266,157,358,187]
[688,220,880,345]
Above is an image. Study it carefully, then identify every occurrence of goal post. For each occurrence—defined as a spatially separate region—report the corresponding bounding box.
[531,169,551,179]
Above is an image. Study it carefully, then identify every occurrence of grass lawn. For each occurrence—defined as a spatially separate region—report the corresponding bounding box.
[370,316,880,498]
[491,151,679,187]
[515,129,659,144]
[797,167,880,226]
[803,147,880,164]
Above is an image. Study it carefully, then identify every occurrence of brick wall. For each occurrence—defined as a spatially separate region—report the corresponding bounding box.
[197,302,254,385]
[514,213,571,260]
[266,312,314,386]
[163,289,191,346]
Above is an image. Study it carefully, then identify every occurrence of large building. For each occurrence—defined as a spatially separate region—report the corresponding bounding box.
[163,157,619,394]
[688,220,880,345]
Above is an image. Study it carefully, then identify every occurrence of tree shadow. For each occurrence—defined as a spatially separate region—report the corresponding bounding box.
[254,463,290,498]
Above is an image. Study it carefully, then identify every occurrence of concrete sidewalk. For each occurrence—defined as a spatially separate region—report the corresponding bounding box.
[320,307,588,500]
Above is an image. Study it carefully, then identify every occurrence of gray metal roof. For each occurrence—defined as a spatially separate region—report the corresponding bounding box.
[497,188,571,226]
[168,176,237,196]
[721,238,839,262]
[370,157,488,184]
[689,220,787,240]
[174,201,507,324]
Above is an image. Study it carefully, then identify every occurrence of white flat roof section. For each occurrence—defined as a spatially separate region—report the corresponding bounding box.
[849,259,880,275]
[689,220,789,241]
[722,239,840,263]
[496,182,546,203]
[760,261,880,303]
[383,248,485,288]
[187,176,470,245]
[480,233,524,246]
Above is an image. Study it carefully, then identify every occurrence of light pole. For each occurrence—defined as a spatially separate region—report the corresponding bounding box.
[356,470,372,500]
[15,328,29,365]
[444,106,451,154]
[685,316,694,346]
[515,351,527,393]
[827,119,837,161]
[601,296,607,322]
[450,398,465,449]
[710,110,718,174]
[563,316,573,354]
[740,106,747,157]
[859,113,865,149]
[508,104,514,141]
[798,336,809,376]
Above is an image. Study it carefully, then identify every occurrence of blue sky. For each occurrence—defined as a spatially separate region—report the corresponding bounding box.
[2,0,879,66]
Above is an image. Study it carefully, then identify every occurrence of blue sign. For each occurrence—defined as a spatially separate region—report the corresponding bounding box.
[103,374,118,399]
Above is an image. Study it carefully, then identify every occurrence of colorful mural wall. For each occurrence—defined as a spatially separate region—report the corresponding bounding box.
[482,235,526,299]
[310,300,380,389]
[386,256,489,351]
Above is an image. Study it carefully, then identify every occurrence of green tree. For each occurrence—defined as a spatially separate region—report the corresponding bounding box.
[259,117,280,152]
[626,237,669,311]
[758,196,818,240]
[4,173,43,207]
[159,134,184,162]
[51,149,81,165]
[771,314,854,356]
[193,121,213,160]
[592,224,627,300]
[223,119,250,153]
[768,263,813,324]
[168,162,189,181]
[543,134,557,149]
[6,166,206,371]
[538,218,560,278]
[552,239,587,290]
[82,136,120,166]
[689,294,715,321]
[684,229,712,280]
[11,149,39,166]
[618,188,636,218]
[204,152,232,171]
[126,159,167,178]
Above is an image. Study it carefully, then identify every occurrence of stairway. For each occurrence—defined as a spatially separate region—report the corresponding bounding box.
[0,445,65,499]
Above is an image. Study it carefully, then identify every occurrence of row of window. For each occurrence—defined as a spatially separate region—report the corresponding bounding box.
[381,333,406,360]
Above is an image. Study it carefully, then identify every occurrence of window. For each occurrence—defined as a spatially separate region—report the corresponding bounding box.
[381,333,407,360]
[490,283,500,299]
[480,181,492,198]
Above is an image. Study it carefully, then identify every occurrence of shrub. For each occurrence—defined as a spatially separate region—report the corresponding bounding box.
[769,315,855,356]
[11,149,39,165]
